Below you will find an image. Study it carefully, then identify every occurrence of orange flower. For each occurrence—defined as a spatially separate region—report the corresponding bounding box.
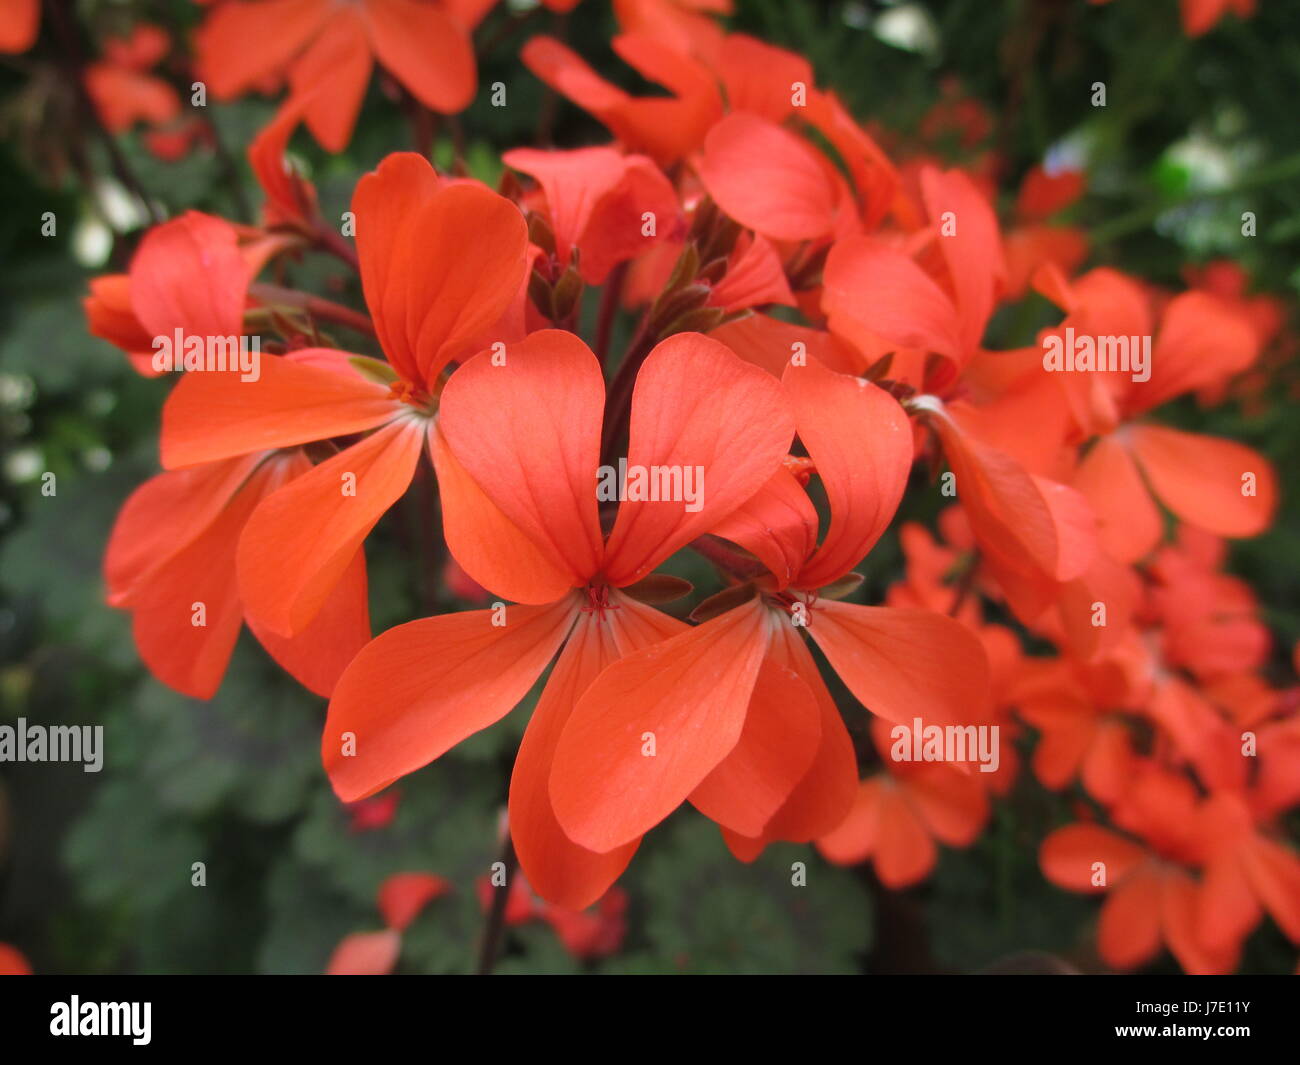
[1014,653,1140,805]
[1002,164,1088,299]
[160,154,529,640]
[475,874,629,960]
[326,872,451,975]
[105,450,370,698]
[86,211,255,377]
[1181,0,1256,36]
[817,720,989,887]
[0,0,38,54]
[503,146,682,284]
[322,330,795,908]
[522,26,896,229]
[84,24,180,134]
[0,942,32,974]
[1041,769,1236,973]
[1196,792,1300,956]
[195,0,489,150]
[551,357,990,863]
[1051,268,1278,562]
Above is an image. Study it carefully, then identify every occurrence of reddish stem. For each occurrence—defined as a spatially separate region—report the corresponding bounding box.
[594,262,628,370]
[248,282,376,337]
[310,221,360,272]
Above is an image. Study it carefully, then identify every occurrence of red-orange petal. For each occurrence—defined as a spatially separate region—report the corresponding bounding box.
[427,421,578,605]
[1136,291,1260,414]
[105,453,262,606]
[362,0,476,115]
[129,211,249,342]
[324,595,579,801]
[238,417,424,637]
[1097,868,1163,970]
[784,357,913,588]
[1128,425,1277,539]
[697,113,838,241]
[376,872,451,932]
[161,351,398,469]
[689,654,821,838]
[510,593,682,909]
[195,0,331,99]
[125,466,263,699]
[807,600,991,730]
[760,619,859,841]
[708,467,818,589]
[550,598,770,853]
[248,544,370,698]
[1242,837,1300,943]
[289,5,372,152]
[438,330,605,585]
[1039,822,1145,892]
[1072,434,1162,563]
[325,930,401,975]
[823,238,963,363]
[602,333,795,586]
[920,166,1004,356]
[353,154,528,387]
[0,0,39,53]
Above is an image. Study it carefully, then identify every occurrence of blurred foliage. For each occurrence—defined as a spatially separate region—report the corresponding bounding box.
[1,0,1297,974]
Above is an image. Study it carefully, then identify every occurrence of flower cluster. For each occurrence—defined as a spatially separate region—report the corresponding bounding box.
[57,0,1297,974]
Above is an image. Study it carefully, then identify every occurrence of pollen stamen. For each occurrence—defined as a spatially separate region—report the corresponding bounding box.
[580,583,622,622]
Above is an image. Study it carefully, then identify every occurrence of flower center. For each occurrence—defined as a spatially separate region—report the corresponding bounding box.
[580,583,622,622]
[388,380,434,412]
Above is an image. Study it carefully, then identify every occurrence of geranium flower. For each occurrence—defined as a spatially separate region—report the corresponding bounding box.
[522,25,896,228]
[326,872,451,975]
[322,329,795,908]
[475,874,629,960]
[1002,163,1088,299]
[160,153,529,639]
[1049,267,1278,562]
[105,450,370,698]
[0,0,38,53]
[548,356,990,862]
[502,146,682,285]
[1196,791,1300,956]
[823,170,1135,654]
[816,719,989,888]
[84,24,180,135]
[1041,768,1236,973]
[85,210,293,377]
[1013,648,1142,805]
[195,0,489,150]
